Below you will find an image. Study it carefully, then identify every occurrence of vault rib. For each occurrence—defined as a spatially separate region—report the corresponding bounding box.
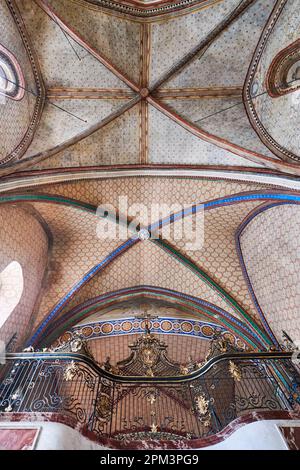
[152,238,271,346]
[35,0,141,92]
[139,23,151,164]
[46,88,136,100]
[150,0,255,92]
[146,96,300,174]
[153,87,243,100]
[13,96,142,166]
[139,101,149,164]
[140,23,151,89]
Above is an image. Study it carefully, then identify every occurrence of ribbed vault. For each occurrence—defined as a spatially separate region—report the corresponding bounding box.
[0,0,299,175]
[0,0,299,371]
[244,0,300,163]
[1,174,299,353]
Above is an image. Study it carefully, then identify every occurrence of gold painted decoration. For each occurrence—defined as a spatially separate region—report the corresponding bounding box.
[95,393,112,422]
[63,361,78,381]
[151,423,158,433]
[229,360,242,382]
[195,394,209,416]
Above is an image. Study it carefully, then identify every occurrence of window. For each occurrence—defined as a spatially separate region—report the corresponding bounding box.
[0,44,25,101]
[266,39,300,97]
[0,261,23,328]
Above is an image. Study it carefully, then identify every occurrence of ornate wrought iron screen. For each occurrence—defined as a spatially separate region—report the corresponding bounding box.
[0,352,299,441]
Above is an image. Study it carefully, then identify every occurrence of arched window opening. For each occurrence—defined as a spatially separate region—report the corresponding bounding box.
[266,39,300,97]
[0,261,23,329]
[0,44,25,101]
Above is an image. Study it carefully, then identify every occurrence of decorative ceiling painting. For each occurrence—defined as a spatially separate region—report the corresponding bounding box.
[0,0,299,452]
[0,0,299,173]
[244,0,300,163]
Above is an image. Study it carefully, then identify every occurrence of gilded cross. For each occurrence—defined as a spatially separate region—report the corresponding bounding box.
[135,303,158,334]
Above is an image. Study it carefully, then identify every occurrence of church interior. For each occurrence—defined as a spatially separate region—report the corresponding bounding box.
[0,0,299,451]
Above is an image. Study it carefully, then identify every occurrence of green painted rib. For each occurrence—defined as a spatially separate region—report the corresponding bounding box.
[153,239,272,346]
[42,291,259,350]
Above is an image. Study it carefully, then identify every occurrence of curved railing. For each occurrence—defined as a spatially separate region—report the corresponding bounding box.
[2,350,297,381]
[0,351,299,442]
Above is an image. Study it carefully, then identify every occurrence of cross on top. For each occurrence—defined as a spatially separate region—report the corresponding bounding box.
[135,303,159,334]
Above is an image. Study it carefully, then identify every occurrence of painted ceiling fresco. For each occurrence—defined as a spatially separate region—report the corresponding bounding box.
[0,0,299,357]
[1,174,299,352]
[0,0,299,174]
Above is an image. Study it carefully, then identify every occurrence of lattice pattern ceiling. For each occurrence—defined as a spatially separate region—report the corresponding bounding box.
[0,0,299,174]
[0,0,299,357]
[1,176,298,352]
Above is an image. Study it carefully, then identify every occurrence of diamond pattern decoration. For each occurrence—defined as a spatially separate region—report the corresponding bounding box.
[10,0,297,172]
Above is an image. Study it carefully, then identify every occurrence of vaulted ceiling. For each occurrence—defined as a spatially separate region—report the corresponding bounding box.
[0,0,299,174]
[1,174,299,352]
[0,0,299,355]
